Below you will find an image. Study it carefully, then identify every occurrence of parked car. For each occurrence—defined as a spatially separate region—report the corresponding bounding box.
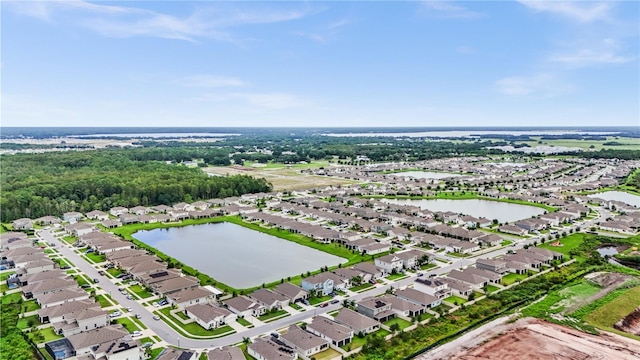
[321,303,329,308]
[126,295,134,300]
[126,307,133,312]
[153,315,161,320]
[152,302,160,307]
[135,314,142,319]
[131,331,142,337]
[417,272,424,277]
[97,271,105,276]
[330,299,340,304]
[60,266,71,270]
[93,278,99,283]
[109,311,122,318]
[142,342,153,348]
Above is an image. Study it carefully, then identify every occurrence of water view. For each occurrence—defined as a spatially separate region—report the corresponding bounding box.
[390,171,464,179]
[133,222,345,288]
[588,191,640,207]
[381,198,546,223]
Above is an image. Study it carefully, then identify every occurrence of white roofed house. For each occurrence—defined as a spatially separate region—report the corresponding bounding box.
[85,210,109,221]
[374,254,404,275]
[109,207,129,216]
[184,303,235,330]
[63,212,84,223]
[12,218,34,230]
[413,278,451,299]
[223,296,266,318]
[301,272,344,296]
[248,288,290,311]
[166,286,215,310]
[306,316,353,348]
[64,222,95,237]
[280,325,330,358]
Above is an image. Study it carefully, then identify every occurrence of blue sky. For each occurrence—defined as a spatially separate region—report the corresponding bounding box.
[2,1,638,127]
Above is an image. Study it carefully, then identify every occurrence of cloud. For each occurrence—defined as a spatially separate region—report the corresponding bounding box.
[294,18,351,43]
[5,0,314,42]
[177,75,246,88]
[548,39,636,66]
[517,1,612,23]
[420,1,483,19]
[496,73,574,97]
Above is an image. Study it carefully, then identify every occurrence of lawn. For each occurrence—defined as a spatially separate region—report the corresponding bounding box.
[485,285,501,293]
[309,295,332,306]
[584,286,640,330]
[107,268,125,278]
[138,336,154,345]
[0,271,16,281]
[236,317,253,327]
[22,300,40,312]
[501,240,513,246]
[258,309,290,322]
[447,252,469,258]
[420,263,438,270]
[1,292,22,304]
[27,327,63,343]
[501,273,528,286]
[384,317,412,330]
[417,312,434,322]
[129,284,154,299]
[149,347,164,360]
[73,275,91,287]
[289,302,303,310]
[115,317,141,332]
[444,295,467,306]
[17,315,41,330]
[96,294,115,307]
[386,273,408,281]
[312,348,342,360]
[131,317,148,330]
[350,283,374,292]
[158,308,236,337]
[344,329,391,351]
[85,252,106,263]
[57,258,73,268]
[61,236,77,244]
[538,233,586,260]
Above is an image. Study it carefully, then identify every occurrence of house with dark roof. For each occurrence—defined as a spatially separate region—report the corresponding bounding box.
[356,297,395,322]
[207,346,245,360]
[280,325,329,358]
[247,337,297,360]
[395,288,441,308]
[274,283,308,303]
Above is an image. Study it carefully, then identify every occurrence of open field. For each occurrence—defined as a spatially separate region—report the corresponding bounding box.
[203,163,359,191]
[585,286,640,335]
[513,137,640,151]
[426,317,640,360]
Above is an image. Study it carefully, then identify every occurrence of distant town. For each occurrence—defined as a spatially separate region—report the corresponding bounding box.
[2,128,639,360]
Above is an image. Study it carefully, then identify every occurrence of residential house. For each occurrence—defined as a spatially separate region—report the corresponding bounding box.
[356,297,395,322]
[475,258,508,274]
[352,262,383,280]
[166,287,215,310]
[34,216,61,226]
[66,325,138,359]
[333,308,380,335]
[447,269,488,290]
[207,346,245,360]
[374,254,404,275]
[280,325,330,358]
[413,278,451,299]
[301,272,344,296]
[185,303,234,330]
[63,212,84,223]
[249,289,290,311]
[247,338,297,360]
[12,218,34,230]
[52,307,110,336]
[274,283,308,303]
[156,349,195,360]
[151,276,199,295]
[306,316,353,348]
[378,294,426,318]
[441,277,473,298]
[85,211,109,221]
[395,288,441,308]
[36,288,90,308]
[223,296,266,318]
[109,207,129,217]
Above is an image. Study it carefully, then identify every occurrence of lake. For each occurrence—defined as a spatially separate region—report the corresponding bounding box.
[390,171,464,179]
[588,191,640,207]
[381,198,546,223]
[133,222,345,289]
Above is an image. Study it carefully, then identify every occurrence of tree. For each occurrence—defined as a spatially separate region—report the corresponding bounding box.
[389,323,400,333]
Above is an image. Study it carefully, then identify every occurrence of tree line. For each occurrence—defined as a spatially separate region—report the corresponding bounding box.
[0,150,271,222]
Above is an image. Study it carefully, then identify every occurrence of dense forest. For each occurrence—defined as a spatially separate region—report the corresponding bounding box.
[0,150,271,222]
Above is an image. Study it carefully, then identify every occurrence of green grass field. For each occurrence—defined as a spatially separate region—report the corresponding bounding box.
[17,315,41,330]
[27,327,63,343]
[115,317,141,333]
[129,284,154,299]
[85,252,106,263]
[585,286,640,330]
[538,233,586,261]
[384,317,412,330]
[444,295,467,305]
[258,309,289,322]
[157,307,236,337]
[350,283,375,292]
[501,273,528,286]
[96,294,114,307]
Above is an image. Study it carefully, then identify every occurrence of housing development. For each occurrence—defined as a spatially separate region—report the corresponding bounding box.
[2,149,640,360]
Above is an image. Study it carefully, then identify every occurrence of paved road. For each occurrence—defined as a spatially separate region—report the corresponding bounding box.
[38,205,608,350]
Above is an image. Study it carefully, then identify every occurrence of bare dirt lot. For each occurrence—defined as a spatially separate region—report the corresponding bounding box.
[203,165,358,191]
[615,307,640,336]
[425,317,640,360]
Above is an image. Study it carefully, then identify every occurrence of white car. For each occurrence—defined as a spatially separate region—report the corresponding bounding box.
[109,311,122,318]
[152,302,160,307]
[126,307,133,312]
[131,331,142,337]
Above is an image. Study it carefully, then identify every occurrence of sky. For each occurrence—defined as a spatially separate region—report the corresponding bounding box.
[2,0,639,127]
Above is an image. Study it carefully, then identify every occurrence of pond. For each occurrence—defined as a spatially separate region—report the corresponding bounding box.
[588,191,640,207]
[596,246,618,257]
[133,222,345,289]
[381,198,546,223]
[390,171,464,180]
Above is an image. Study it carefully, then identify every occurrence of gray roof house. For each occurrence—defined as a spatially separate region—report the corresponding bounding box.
[306,316,353,347]
[280,325,329,358]
[333,308,380,335]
